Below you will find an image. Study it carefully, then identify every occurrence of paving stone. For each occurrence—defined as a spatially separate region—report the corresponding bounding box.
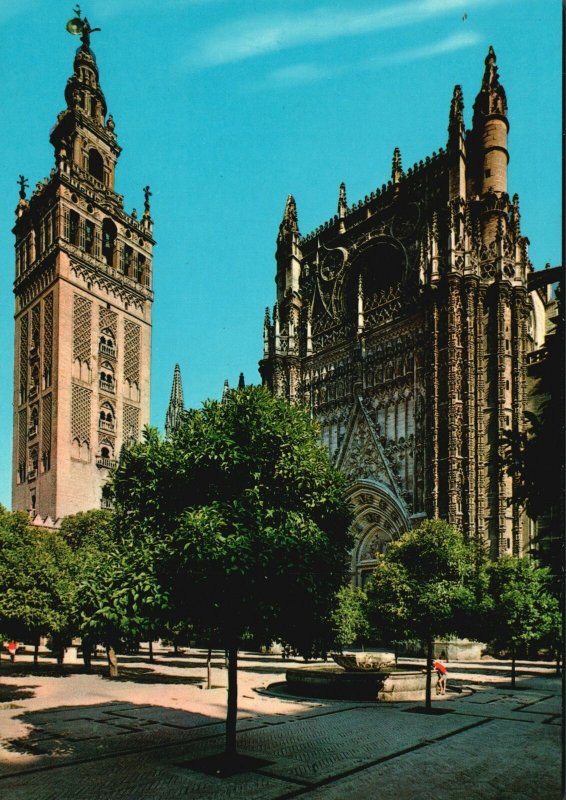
[0,651,561,799]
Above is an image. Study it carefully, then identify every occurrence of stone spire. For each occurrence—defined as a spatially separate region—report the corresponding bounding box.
[277,194,299,243]
[165,364,185,440]
[238,372,245,389]
[448,85,466,201]
[276,194,303,306]
[473,46,507,121]
[222,379,230,402]
[449,85,464,136]
[471,46,509,200]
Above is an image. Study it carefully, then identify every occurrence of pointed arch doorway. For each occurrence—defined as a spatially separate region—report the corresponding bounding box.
[346,480,411,587]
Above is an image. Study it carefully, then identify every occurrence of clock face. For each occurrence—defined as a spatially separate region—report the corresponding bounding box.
[320,249,345,282]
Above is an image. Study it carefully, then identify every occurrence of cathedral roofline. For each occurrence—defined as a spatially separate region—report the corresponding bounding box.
[300,148,448,247]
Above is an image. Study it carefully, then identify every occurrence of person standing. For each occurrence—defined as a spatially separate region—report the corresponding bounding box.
[433,659,447,695]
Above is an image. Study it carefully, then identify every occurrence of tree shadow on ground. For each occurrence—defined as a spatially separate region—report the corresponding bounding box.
[100,667,204,685]
[0,683,37,703]
[1,700,253,763]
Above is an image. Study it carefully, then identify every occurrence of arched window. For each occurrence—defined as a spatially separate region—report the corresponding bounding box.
[102,219,117,266]
[88,148,104,182]
[99,329,116,357]
[99,401,115,429]
[99,363,115,392]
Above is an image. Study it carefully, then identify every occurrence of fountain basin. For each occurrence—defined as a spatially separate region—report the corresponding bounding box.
[286,664,428,701]
[330,651,396,671]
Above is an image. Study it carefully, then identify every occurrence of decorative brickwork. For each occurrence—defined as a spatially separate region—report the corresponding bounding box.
[18,409,27,473]
[19,313,28,402]
[123,320,141,384]
[12,20,153,521]
[43,293,53,386]
[31,303,40,352]
[123,403,140,442]
[73,294,92,362]
[42,394,52,461]
[71,383,91,444]
[99,306,117,337]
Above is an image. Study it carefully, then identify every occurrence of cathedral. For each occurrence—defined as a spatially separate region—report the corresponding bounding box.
[10,20,559,567]
[260,47,557,582]
[11,16,154,524]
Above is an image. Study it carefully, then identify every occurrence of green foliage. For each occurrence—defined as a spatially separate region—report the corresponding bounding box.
[0,506,75,642]
[366,519,479,645]
[68,511,169,647]
[484,556,561,657]
[59,509,113,551]
[112,386,353,654]
[331,585,370,648]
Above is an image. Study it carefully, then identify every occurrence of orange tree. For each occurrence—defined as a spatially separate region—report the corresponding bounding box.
[0,506,75,663]
[112,386,353,761]
[484,556,561,686]
[366,519,481,710]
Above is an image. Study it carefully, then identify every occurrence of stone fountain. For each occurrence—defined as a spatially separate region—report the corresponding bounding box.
[285,650,428,701]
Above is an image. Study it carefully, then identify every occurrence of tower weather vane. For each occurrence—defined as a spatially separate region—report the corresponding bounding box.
[143,185,152,212]
[66,6,101,49]
[17,175,29,200]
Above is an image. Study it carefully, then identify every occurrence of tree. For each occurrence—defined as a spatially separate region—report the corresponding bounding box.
[75,529,169,678]
[484,556,561,687]
[0,506,75,664]
[366,518,479,710]
[502,288,564,577]
[112,386,353,762]
[331,585,371,651]
[59,509,169,677]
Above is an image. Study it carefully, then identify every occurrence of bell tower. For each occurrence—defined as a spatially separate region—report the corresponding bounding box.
[12,13,154,524]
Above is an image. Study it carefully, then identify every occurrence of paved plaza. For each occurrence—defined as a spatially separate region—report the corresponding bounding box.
[0,647,562,799]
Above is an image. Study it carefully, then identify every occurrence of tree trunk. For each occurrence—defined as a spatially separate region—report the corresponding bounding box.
[148,638,154,663]
[206,645,213,690]
[225,642,238,759]
[82,637,92,672]
[173,642,178,655]
[511,646,516,689]
[34,637,40,666]
[425,638,433,711]
[106,644,119,678]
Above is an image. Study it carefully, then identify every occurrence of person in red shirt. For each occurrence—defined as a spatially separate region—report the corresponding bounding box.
[6,641,18,663]
[433,659,447,695]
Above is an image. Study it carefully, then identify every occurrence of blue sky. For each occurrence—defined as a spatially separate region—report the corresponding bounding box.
[0,0,561,509]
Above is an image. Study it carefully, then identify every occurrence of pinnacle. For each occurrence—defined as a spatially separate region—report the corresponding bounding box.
[165,363,185,439]
[278,194,299,243]
[283,194,298,229]
[338,182,347,216]
[485,45,496,65]
[392,147,403,183]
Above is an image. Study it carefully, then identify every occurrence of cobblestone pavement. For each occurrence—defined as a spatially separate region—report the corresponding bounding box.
[0,648,562,799]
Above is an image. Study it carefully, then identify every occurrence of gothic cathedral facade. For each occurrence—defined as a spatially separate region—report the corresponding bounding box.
[12,23,154,525]
[260,48,540,582]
